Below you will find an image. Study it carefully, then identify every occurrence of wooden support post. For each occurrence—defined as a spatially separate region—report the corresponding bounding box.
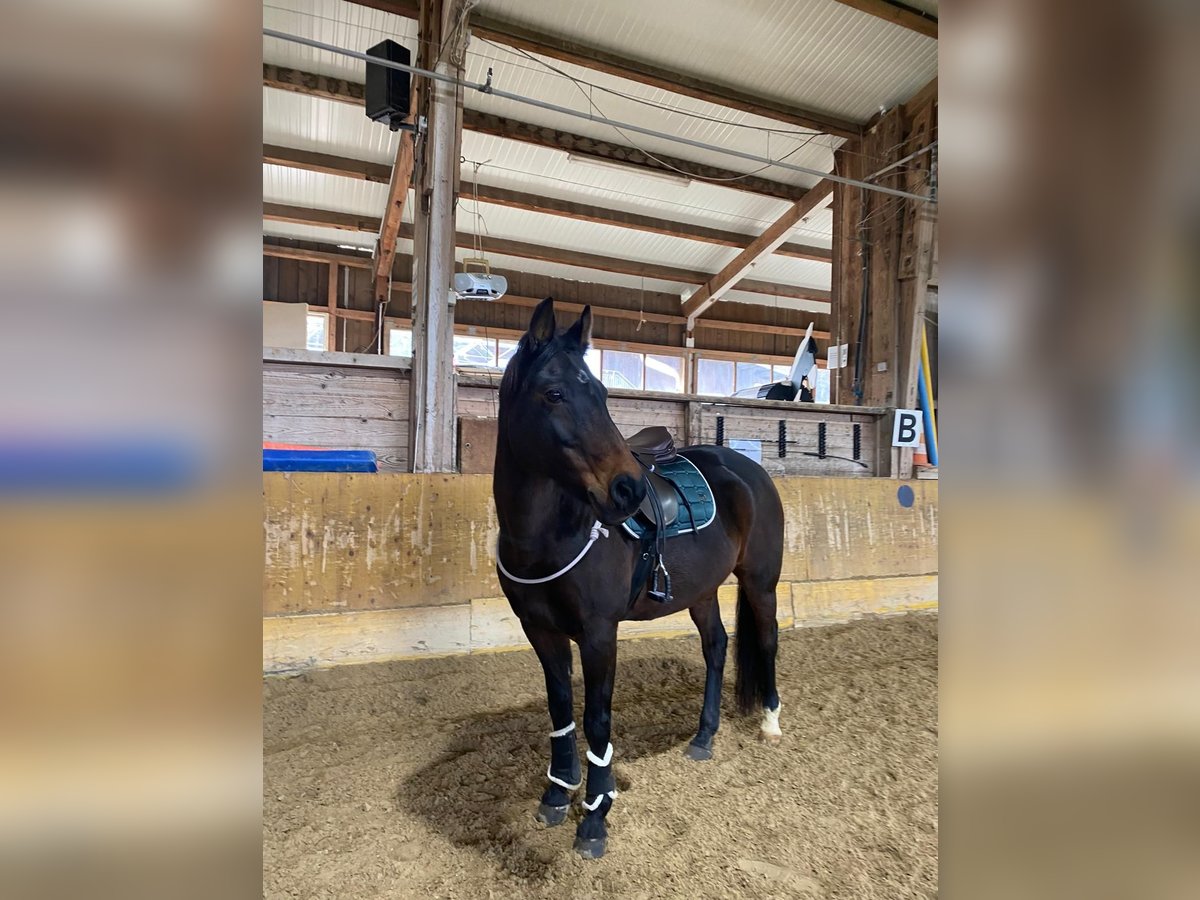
[895,100,937,479]
[326,262,339,351]
[832,143,866,406]
[409,0,472,472]
[684,400,704,446]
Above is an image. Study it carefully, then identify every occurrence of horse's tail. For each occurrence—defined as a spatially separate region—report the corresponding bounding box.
[734,582,770,715]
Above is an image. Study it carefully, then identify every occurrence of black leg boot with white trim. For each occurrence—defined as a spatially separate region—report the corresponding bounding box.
[537,721,581,827]
[574,741,617,859]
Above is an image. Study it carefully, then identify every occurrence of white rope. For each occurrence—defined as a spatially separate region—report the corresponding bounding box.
[546,765,581,791]
[586,743,613,768]
[549,721,576,738]
[496,521,610,585]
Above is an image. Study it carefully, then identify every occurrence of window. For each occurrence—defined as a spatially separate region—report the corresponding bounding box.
[736,362,773,393]
[697,358,735,396]
[497,340,519,370]
[645,355,684,393]
[773,364,792,383]
[453,336,497,368]
[583,347,602,378]
[387,327,413,358]
[600,349,643,390]
[814,367,831,404]
[306,312,329,351]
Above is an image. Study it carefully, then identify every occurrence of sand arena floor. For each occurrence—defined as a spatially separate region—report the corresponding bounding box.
[264,612,938,899]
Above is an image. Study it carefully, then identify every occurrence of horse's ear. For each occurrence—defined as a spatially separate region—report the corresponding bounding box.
[564,305,592,351]
[527,297,556,346]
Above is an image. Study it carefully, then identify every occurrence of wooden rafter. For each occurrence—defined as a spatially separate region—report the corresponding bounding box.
[374,132,415,280]
[263,144,392,182]
[263,64,806,201]
[829,0,937,39]
[263,144,830,261]
[264,205,830,302]
[682,180,835,323]
[263,242,372,268]
[264,202,381,232]
[264,241,830,339]
[350,0,863,136]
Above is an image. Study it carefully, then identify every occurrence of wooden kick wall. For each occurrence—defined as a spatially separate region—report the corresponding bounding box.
[263,473,938,673]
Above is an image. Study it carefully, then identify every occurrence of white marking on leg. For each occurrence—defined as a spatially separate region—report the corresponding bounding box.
[549,721,576,738]
[760,702,782,738]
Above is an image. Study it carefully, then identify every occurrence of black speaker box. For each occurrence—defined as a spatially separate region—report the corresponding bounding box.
[365,39,412,131]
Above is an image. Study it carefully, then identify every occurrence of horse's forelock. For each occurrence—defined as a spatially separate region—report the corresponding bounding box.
[500,332,582,404]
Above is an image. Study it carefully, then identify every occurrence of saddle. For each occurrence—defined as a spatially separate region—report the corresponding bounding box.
[623,427,686,604]
[625,427,679,527]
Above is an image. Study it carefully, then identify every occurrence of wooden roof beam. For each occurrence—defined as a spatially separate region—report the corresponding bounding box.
[263,142,829,260]
[350,0,863,136]
[830,1,937,39]
[373,132,415,281]
[263,239,830,336]
[263,64,808,202]
[682,180,835,324]
[263,144,392,182]
[263,205,829,303]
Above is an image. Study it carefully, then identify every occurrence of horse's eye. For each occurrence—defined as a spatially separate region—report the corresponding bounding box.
[544,389,564,404]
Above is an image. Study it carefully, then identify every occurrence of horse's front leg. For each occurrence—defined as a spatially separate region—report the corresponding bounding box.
[522,623,580,827]
[575,624,619,859]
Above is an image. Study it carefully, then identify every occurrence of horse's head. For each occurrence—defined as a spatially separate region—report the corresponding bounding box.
[498,298,646,525]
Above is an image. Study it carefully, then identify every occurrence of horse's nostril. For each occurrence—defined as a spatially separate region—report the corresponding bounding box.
[609,474,642,510]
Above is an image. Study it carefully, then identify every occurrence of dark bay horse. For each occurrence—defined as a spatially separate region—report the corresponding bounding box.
[493,299,785,859]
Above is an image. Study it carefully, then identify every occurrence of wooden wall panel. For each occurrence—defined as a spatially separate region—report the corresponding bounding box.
[263,473,938,617]
[263,361,410,471]
[775,479,939,582]
[267,357,884,477]
[263,473,500,615]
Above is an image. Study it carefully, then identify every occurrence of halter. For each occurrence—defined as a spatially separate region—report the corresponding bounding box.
[495,521,610,585]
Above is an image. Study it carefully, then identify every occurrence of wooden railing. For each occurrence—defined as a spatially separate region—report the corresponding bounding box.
[264,349,887,476]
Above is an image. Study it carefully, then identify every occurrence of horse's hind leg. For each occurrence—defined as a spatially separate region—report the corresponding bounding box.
[522,623,580,827]
[735,572,783,745]
[683,595,727,761]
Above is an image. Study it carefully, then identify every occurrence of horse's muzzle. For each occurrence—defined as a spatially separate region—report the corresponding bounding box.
[608,473,646,519]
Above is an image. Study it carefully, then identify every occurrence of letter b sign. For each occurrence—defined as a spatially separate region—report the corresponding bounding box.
[892,409,924,448]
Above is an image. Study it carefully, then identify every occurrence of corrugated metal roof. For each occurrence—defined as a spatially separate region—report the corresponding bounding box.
[264,165,393,217]
[262,0,934,309]
[458,132,810,236]
[263,0,418,84]
[475,0,936,121]
[459,45,834,190]
[263,88,399,163]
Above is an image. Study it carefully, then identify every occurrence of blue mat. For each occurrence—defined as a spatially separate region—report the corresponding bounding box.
[263,449,378,473]
[622,454,716,539]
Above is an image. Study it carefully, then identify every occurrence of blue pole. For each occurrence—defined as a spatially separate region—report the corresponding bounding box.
[917,364,939,467]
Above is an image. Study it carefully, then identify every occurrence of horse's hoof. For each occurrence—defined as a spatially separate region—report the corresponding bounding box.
[573,836,607,859]
[683,742,713,761]
[759,730,782,746]
[536,802,570,827]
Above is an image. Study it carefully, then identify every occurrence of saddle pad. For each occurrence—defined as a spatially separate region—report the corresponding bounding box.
[622,454,716,539]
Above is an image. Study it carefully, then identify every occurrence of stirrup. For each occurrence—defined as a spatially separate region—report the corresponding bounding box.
[649,558,672,603]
